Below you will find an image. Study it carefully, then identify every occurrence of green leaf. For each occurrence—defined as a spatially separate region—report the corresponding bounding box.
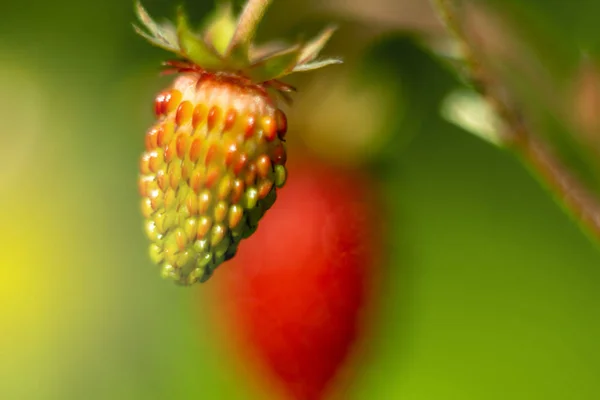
[250,40,291,63]
[441,89,505,146]
[293,58,343,72]
[247,45,302,81]
[298,25,338,64]
[177,8,225,70]
[133,1,180,53]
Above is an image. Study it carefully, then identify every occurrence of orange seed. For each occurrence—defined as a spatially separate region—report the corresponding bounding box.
[224,109,237,131]
[176,101,193,126]
[189,138,202,163]
[176,134,188,159]
[275,109,287,140]
[256,155,272,179]
[207,106,220,131]
[262,116,277,142]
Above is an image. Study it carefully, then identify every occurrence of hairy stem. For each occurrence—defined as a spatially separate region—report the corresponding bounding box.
[432,0,600,242]
[228,0,272,55]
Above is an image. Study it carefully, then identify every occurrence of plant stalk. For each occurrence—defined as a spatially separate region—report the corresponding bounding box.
[432,0,600,242]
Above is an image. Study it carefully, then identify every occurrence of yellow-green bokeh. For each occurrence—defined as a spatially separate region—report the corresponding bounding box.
[2,1,600,399]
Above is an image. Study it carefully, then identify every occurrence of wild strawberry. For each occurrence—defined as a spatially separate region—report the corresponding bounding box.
[134,0,341,284]
[208,158,382,400]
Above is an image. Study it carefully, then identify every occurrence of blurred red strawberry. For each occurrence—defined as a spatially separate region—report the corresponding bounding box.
[209,158,382,400]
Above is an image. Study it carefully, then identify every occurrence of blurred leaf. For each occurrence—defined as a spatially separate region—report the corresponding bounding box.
[202,2,237,56]
[441,89,504,146]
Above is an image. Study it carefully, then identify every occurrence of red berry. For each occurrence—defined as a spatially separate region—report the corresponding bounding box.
[209,159,381,400]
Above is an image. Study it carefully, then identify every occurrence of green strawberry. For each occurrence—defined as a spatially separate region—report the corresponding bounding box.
[134,0,341,285]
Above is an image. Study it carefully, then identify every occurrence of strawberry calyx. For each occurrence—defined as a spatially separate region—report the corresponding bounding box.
[134,0,342,86]
[160,60,297,104]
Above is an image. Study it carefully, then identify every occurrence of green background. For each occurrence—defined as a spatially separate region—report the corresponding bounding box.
[1,0,600,399]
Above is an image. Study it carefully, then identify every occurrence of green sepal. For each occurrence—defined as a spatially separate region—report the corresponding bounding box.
[225,0,273,66]
[297,25,338,64]
[202,2,237,56]
[176,7,226,70]
[134,0,342,83]
[293,58,343,72]
[248,45,302,81]
[250,40,290,63]
[133,1,180,53]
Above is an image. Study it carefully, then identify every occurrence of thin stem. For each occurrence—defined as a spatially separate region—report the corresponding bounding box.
[516,134,600,239]
[432,0,600,242]
[227,0,272,55]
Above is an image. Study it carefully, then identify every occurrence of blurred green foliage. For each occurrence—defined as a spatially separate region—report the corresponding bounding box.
[1,0,600,399]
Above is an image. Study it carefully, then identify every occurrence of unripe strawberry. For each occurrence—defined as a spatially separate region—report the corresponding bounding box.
[134,1,341,284]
